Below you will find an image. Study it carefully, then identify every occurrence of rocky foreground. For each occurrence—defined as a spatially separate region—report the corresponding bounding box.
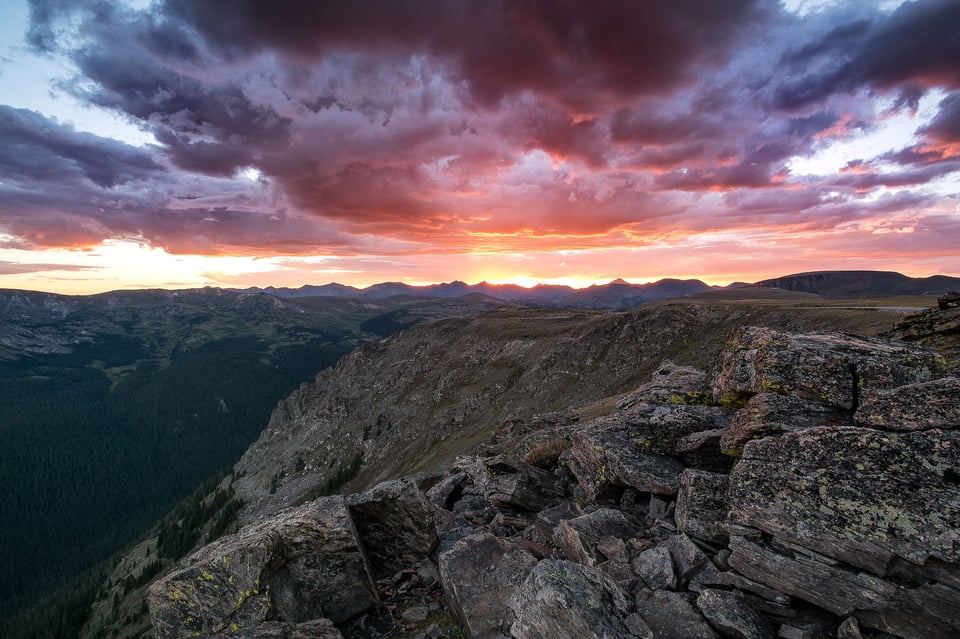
[147,309,959,638]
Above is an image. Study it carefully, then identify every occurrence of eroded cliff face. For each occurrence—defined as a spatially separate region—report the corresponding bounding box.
[231,302,910,525]
[147,297,959,639]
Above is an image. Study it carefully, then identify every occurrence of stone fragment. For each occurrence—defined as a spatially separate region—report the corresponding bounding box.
[716,570,791,606]
[594,535,626,562]
[687,558,725,594]
[836,617,862,639]
[524,500,581,546]
[483,456,567,512]
[635,589,720,639]
[438,532,537,638]
[720,394,842,455]
[147,497,377,639]
[426,472,466,510]
[647,494,674,524]
[712,327,944,409]
[509,560,637,639]
[854,377,960,430]
[696,588,775,639]
[569,425,685,497]
[631,545,676,590]
[775,609,834,639]
[554,508,635,567]
[617,402,732,455]
[347,478,438,579]
[665,534,711,588]
[675,469,730,545]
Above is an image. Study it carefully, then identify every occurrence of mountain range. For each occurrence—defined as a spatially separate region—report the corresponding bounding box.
[240,270,960,310]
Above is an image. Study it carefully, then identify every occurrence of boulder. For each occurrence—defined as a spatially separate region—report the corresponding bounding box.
[675,470,730,545]
[719,394,843,455]
[854,377,960,430]
[728,425,960,572]
[635,589,720,639]
[554,508,635,567]
[613,402,731,455]
[438,532,537,638]
[695,588,775,639]
[631,545,676,590]
[712,327,944,409]
[569,425,685,497]
[509,560,638,639]
[347,478,437,579]
[147,497,377,639]
[617,361,710,407]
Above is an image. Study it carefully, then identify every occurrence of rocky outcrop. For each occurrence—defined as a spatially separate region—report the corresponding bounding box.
[712,326,944,409]
[147,497,377,638]
[888,291,960,373]
[148,323,959,639]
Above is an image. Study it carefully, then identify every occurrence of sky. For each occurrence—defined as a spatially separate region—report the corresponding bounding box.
[0,0,958,294]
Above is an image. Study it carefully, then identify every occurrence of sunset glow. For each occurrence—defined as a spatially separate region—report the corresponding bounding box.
[1,0,958,294]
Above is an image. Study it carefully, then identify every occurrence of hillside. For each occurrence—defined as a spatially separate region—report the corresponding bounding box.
[137,294,959,639]
[0,287,508,632]
[232,299,919,525]
[754,270,960,297]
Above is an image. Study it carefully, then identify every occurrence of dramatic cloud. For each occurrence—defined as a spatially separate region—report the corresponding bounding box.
[1,0,957,291]
[0,259,99,275]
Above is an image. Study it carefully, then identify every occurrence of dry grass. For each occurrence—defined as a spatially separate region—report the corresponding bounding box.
[524,437,573,469]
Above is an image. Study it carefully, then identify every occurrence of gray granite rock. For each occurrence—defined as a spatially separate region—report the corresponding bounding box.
[855,377,960,430]
[728,425,960,572]
[438,532,537,639]
[635,589,720,639]
[569,425,685,497]
[712,327,945,409]
[554,508,635,567]
[696,588,774,639]
[631,545,676,590]
[509,560,637,639]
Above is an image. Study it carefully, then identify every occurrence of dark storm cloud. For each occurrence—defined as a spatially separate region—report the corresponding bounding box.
[921,92,960,145]
[162,0,764,108]
[12,0,960,264]
[774,0,960,109]
[0,105,162,187]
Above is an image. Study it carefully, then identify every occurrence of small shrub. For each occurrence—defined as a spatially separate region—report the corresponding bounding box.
[524,438,572,469]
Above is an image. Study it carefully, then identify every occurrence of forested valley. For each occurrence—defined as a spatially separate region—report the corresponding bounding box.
[0,288,504,635]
